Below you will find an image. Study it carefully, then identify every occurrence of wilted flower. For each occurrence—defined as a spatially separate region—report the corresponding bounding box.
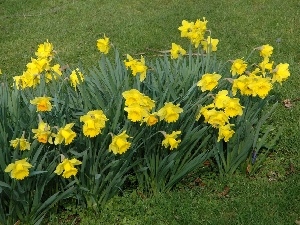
[54,158,82,178]
[109,131,131,155]
[5,158,33,180]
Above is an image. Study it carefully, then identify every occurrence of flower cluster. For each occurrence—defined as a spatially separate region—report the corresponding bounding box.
[230,45,290,98]
[124,54,148,81]
[13,40,62,89]
[178,18,219,52]
[80,110,108,137]
[196,90,243,142]
[122,89,158,125]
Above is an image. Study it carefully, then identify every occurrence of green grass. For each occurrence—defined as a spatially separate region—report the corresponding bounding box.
[1,0,300,224]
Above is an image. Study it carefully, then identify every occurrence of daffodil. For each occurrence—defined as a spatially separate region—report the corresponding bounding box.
[32,119,53,144]
[201,36,219,52]
[272,63,290,84]
[97,35,110,54]
[259,44,273,59]
[54,158,82,178]
[197,73,222,92]
[109,131,131,155]
[161,131,181,150]
[231,59,247,76]
[80,110,108,137]
[218,124,235,142]
[35,40,54,59]
[157,102,183,123]
[170,43,186,59]
[5,158,33,180]
[54,123,77,145]
[70,68,84,90]
[30,96,52,112]
[10,133,31,151]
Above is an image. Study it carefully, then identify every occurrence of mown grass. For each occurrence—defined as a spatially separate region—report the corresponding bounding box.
[1,0,300,224]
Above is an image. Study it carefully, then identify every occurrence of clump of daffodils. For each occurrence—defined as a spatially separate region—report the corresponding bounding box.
[13,40,62,89]
[196,90,243,142]
[122,89,158,126]
[178,18,219,52]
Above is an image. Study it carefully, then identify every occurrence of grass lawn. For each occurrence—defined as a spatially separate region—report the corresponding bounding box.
[1,0,300,224]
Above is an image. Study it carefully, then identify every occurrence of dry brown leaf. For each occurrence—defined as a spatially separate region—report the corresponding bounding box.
[218,186,230,197]
[283,99,293,108]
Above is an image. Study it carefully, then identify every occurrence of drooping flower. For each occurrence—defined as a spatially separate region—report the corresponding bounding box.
[197,73,222,92]
[45,64,62,82]
[69,68,84,90]
[201,36,219,52]
[218,124,235,142]
[10,133,31,151]
[231,59,247,76]
[109,131,131,155]
[30,96,52,112]
[54,123,77,145]
[97,35,110,54]
[157,102,183,123]
[170,43,186,59]
[195,103,215,121]
[5,158,33,180]
[272,63,290,84]
[161,131,181,150]
[32,118,53,144]
[259,44,273,59]
[54,158,82,178]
